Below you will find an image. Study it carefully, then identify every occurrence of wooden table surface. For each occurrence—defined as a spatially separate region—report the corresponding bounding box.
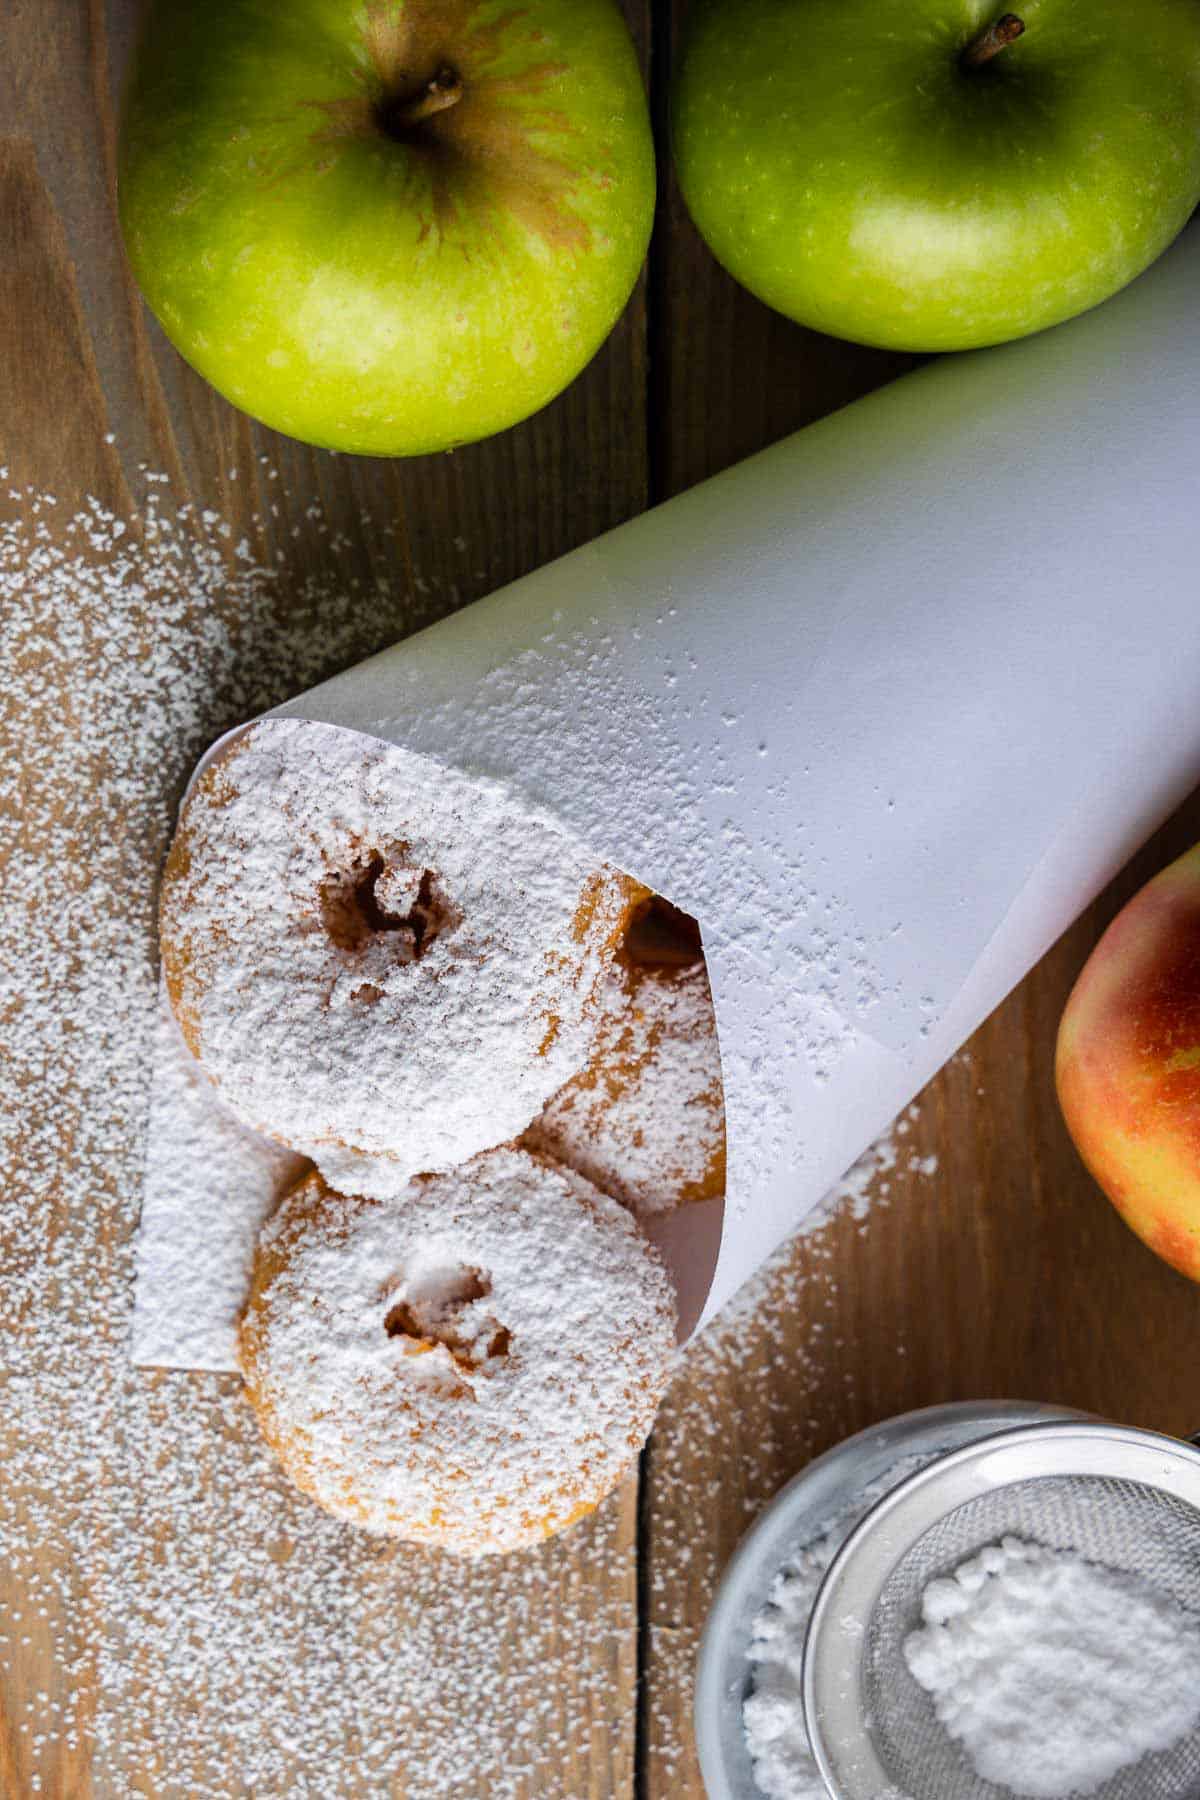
[6,5,1200,1797]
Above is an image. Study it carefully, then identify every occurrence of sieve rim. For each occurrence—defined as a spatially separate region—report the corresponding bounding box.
[693,1400,1085,1800]
[803,1420,1200,1800]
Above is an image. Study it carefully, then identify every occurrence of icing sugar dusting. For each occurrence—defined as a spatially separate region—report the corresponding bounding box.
[161,716,631,1189]
[241,1148,677,1556]
[0,474,641,1797]
[526,954,726,1218]
[803,1102,935,1233]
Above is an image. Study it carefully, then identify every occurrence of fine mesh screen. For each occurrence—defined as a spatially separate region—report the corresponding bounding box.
[862,1475,1200,1800]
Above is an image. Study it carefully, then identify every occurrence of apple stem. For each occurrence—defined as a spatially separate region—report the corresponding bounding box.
[960,12,1025,68]
[381,67,463,134]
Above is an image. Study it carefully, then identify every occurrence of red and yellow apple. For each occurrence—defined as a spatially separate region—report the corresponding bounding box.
[1057,844,1200,1280]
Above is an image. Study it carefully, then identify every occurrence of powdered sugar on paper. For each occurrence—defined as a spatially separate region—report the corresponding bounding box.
[133,986,308,1369]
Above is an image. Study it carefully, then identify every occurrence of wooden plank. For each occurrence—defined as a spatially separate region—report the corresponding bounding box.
[0,1,651,1794]
[639,6,1200,1791]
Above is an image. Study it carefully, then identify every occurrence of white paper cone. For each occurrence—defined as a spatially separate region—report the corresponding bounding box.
[134,225,1200,1367]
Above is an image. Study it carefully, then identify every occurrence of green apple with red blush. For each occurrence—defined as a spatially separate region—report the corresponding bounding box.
[119,0,654,455]
[672,0,1200,352]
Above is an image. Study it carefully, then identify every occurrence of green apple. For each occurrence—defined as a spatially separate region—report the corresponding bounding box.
[119,0,654,455]
[672,1,1200,352]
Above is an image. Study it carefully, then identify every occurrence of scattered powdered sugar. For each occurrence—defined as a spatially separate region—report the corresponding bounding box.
[742,1456,934,1800]
[161,715,632,1190]
[525,953,726,1218]
[241,1147,677,1556]
[0,474,645,1797]
[905,1536,1200,1797]
[803,1102,936,1232]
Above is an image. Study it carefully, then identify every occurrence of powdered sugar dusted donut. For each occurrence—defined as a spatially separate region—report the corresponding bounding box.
[237,1147,677,1555]
[525,894,726,1217]
[160,718,637,1192]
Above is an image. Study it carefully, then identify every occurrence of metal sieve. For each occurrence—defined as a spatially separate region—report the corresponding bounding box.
[694,1401,1084,1800]
[804,1422,1200,1800]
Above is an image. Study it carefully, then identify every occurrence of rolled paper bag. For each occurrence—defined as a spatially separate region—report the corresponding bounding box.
[134,225,1200,1369]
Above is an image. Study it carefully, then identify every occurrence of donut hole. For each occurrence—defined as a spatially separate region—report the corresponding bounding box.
[623,894,704,972]
[383,1262,510,1373]
[320,849,456,960]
